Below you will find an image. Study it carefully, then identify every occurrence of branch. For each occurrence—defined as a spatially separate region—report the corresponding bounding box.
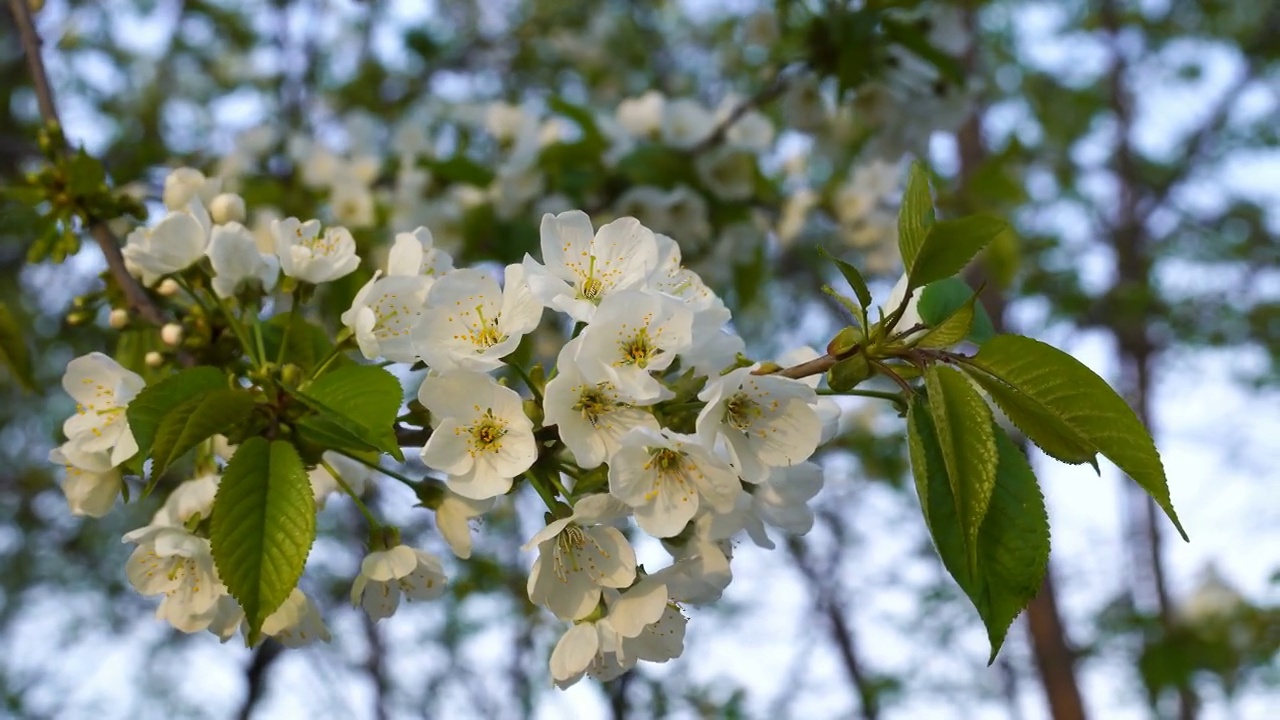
[686,67,793,155]
[787,537,880,720]
[8,0,166,326]
[236,640,284,720]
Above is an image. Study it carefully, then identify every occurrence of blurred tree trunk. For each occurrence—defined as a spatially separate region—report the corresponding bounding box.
[956,5,1088,715]
[1099,2,1196,717]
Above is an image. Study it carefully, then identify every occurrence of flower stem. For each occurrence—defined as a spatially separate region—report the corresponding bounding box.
[526,470,561,513]
[333,449,421,490]
[322,457,381,530]
[178,275,259,368]
[505,360,543,404]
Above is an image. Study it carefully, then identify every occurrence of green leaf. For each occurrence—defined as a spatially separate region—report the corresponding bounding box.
[898,161,934,269]
[818,246,872,311]
[258,315,347,375]
[150,388,257,477]
[918,278,995,345]
[909,398,1050,662]
[288,364,404,461]
[917,289,978,349]
[210,437,316,646]
[127,367,227,461]
[964,334,1187,541]
[962,370,1098,468]
[924,365,999,575]
[0,302,36,391]
[547,96,607,150]
[908,214,1010,291]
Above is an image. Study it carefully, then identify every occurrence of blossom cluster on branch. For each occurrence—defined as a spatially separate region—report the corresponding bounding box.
[52,167,841,685]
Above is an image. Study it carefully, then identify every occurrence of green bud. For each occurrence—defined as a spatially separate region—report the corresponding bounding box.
[413,479,448,509]
[280,363,303,388]
[826,325,862,358]
[827,353,873,392]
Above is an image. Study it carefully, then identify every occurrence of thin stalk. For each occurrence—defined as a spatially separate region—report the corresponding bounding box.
[506,360,543,404]
[322,458,380,530]
[334,450,421,490]
[178,276,259,367]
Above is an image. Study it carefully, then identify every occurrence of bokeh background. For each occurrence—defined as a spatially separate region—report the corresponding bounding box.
[0,1,1277,718]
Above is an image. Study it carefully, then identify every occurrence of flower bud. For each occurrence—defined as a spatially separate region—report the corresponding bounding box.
[280,363,303,388]
[108,308,129,329]
[161,323,184,346]
[209,193,246,224]
[156,278,180,297]
[145,351,164,368]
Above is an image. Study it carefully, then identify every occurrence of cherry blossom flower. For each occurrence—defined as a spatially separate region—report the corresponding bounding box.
[696,367,821,483]
[419,371,537,500]
[608,428,741,538]
[525,494,636,620]
[124,525,223,633]
[351,545,448,621]
[571,290,692,403]
[341,271,430,363]
[48,445,121,518]
[60,352,144,469]
[272,217,360,284]
[206,221,279,298]
[122,198,212,286]
[522,210,660,322]
[543,337,660,469]
[415,265,542,373]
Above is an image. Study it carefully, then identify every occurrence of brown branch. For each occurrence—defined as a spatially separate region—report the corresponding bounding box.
[236,640,284,720]
[1100,2,1195,718]
[8,0,166,327]
[686,68,793,155]
[787,537,880,720]
[759,352,840,380]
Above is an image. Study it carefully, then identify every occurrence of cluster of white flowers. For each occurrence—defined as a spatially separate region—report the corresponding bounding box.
[61,156,838,678]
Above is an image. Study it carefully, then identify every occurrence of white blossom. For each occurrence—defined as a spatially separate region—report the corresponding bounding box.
[525,494,636,620]
[543,337,660,469]
[415,265,542,373]
[616,91,665,138]
[60,352,144,469]
[661,98,713,148]
[608,428,741,538]
[523,210,660,322]
[272,217,360,284]
[571,290,693,403]
[549,576,673,688]
[208,193,246,224]
[48,445,121,517]
[308,451,374,508]
[434,489,495,559]
[386,226,453,282]
[260,588,331,648]
[150,472,220,527]
[124,525,223,633]
[341,271,430,363]
[351,545,448,621]
[696,367,821,483]
[206,222,279,298]
[162,167,221,211]
[419,371,537,500]
[122,199,212,286]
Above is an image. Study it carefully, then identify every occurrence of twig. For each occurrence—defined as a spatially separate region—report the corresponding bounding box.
[8,0,167,327]
[236,640,284,720]
[686,67,794,155]
[787,536,880,720]
[757,352,839,380]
